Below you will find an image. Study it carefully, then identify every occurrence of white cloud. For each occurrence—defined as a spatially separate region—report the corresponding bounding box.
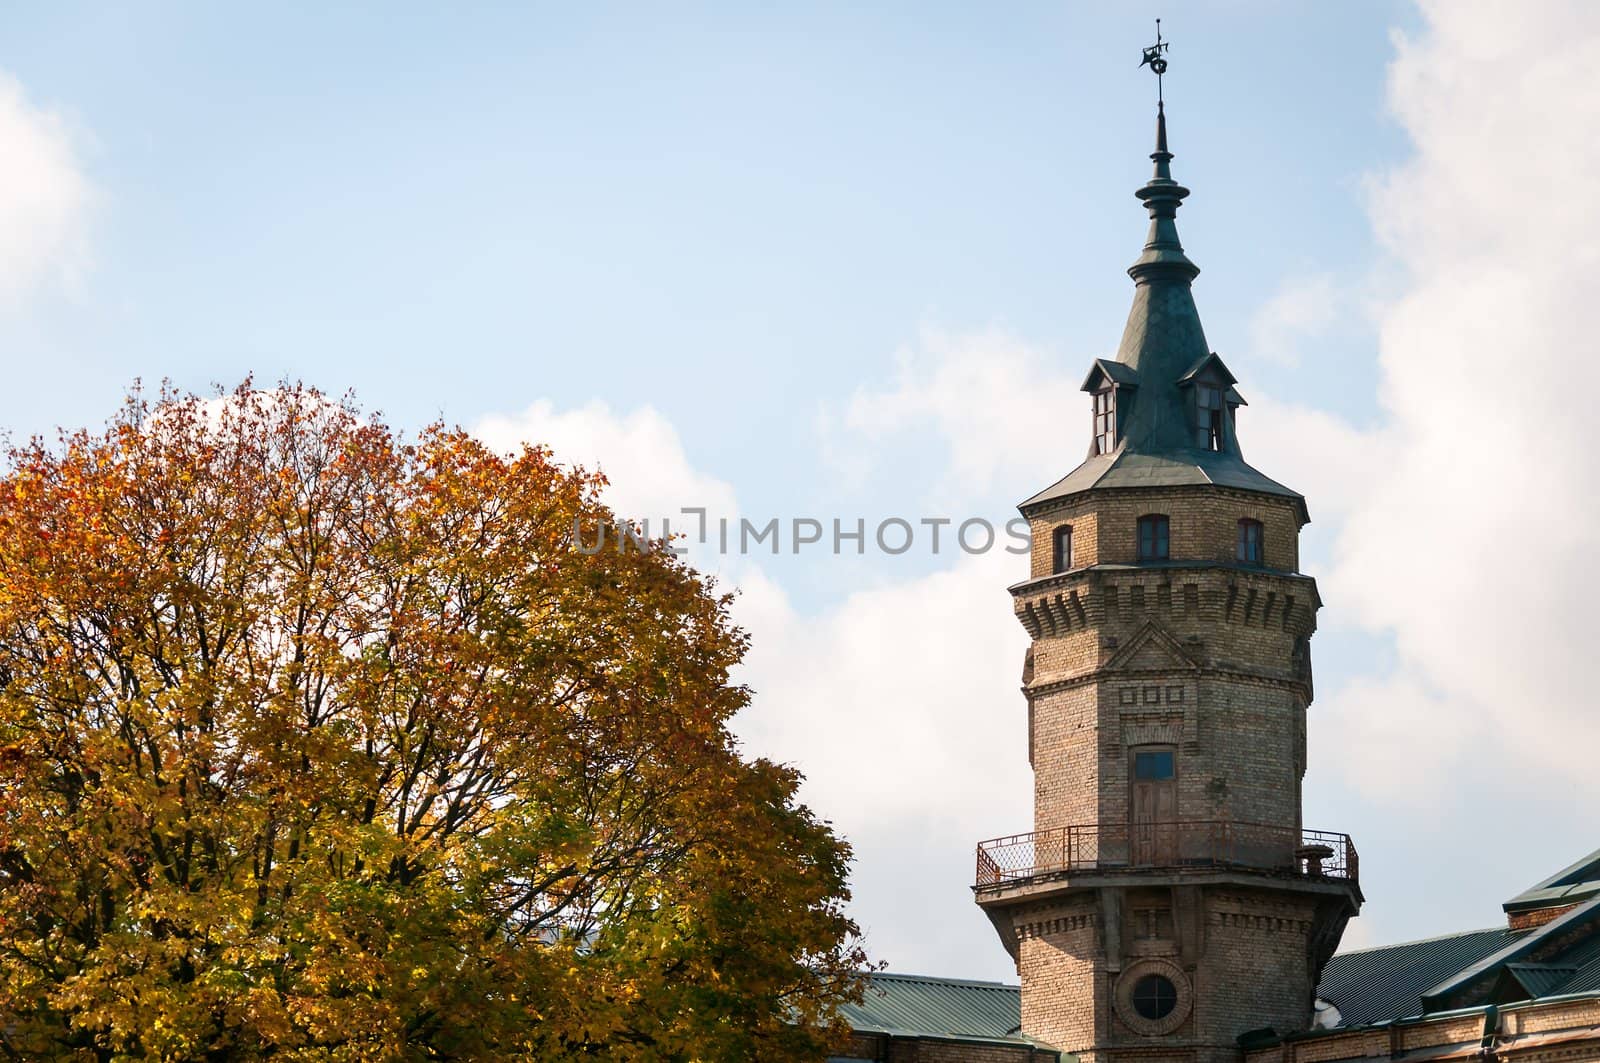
[473,397,1027,979]
[469,0,1600,970]
[1255,0,1600,809]
[837,327,1082,503]
[1247,273,1340,367]
[1242,395,1389,530]
[0,72,92,305]
[732,549,1029,978]
[474,399,738,535]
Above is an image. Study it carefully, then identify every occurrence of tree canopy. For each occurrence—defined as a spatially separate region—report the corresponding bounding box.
[0,383,866,1061]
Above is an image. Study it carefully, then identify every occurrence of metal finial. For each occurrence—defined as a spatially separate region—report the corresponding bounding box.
[1139,18,1169,104]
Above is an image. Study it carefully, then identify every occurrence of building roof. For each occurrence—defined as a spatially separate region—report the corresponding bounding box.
[1021,449,1305,514]
[1319,847,1600,1028]
[1318,927,1522,1027]
[1018,103,1305,520]
[838,972,1029,1043]
[1503,845,1600,916]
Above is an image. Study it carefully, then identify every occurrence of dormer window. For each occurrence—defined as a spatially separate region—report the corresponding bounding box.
[1178,353,1242,454]
[1137,514,1169,561]
[1053,525,1073,574]
[1237,519,1263,565]
[1196,383,1224,451]
[1094,388,1116,454]
[1081,359,1138,458]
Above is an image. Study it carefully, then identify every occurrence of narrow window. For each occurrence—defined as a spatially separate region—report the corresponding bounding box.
[1195,383,1224,451]
[1052,524,1073,574]
[1137,515,1169,561]
[1237,518,1263,565]
[1093,387,1116,454]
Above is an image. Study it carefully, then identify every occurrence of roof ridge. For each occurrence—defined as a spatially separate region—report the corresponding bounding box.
[1422,894,1600,1008]
[1332,925,1511,957]
[868,971,1020,991]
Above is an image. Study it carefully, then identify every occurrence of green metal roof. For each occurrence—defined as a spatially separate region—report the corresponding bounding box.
[1019,101,1306,522]
[1499,964,1582,999]
[1021,449,1305,515]
[1503,845,1600,914]
[1316,927,1521,1027]
[1560,948,1600,994]
[1422,895,1600,1009]
[838,972,1028,1043]
[1318,867,1600,1027]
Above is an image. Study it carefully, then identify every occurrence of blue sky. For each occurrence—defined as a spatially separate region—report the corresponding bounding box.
[4,2,1407,447]
[4,1,1598,985]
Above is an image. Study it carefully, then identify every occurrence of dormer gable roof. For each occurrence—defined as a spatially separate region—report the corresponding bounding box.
[1177,351,1238,388]
[1080,358,1140,392]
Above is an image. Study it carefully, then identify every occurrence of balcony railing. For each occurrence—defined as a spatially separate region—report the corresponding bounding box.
[974,821,1358,889]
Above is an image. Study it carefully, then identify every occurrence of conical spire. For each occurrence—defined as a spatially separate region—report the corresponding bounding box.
[1107,101,1213,454]
[1129,101,1200,284]
[1019,34,1309,519]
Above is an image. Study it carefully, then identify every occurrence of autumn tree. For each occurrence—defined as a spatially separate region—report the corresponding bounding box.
[0,383,866,1061]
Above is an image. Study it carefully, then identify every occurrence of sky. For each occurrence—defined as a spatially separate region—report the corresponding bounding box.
[2,0,1597,984]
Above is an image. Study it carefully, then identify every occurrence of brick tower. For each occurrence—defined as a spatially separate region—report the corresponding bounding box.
[971,95,1362,1059]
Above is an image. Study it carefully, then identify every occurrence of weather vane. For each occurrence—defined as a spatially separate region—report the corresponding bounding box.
[1140,18,1169,104]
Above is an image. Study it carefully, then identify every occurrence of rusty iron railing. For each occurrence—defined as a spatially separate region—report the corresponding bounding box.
[974,821,1357,889]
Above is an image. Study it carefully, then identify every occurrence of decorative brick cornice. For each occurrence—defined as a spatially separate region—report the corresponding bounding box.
[1023,664,1311,703]
[1012,564,1320,641]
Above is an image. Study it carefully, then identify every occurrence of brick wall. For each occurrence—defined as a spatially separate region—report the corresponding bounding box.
[1018,897,1104,1053]
[1027,488,1302,578]
[1022,564,1312,834]
[986,478,1358,1063]
[1193,891,1318,1044]
[840,1032,1062,1062]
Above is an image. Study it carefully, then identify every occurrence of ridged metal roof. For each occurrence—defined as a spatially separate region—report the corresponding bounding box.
[1317,927,1521,1027]
[1021,448,1305,513]
[1561,949,1600,994]
[1423,896,1600,1007]
[1320,896,1600,1027]
[838,972,1024,1042]
[1502,845,1600,914]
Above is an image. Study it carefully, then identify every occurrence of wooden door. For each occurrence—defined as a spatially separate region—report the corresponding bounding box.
[1131,748,1177,865]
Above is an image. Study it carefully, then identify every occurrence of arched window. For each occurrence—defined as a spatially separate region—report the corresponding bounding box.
[1237,519,1263,565]
[1052,525,1073,574]
[1137,515,1169,561]
[1093,387,1116,454]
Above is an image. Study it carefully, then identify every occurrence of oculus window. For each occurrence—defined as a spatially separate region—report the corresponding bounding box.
[1132,974,1178,1020]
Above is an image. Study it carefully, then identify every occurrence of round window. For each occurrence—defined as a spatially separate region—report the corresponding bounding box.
[1131,974,1178,1020]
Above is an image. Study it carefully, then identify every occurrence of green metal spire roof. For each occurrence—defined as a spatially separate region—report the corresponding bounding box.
[1022,103,1305,520]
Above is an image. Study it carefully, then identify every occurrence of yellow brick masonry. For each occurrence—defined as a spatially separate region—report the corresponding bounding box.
[1026,488,1302,578]
[981,479,1357,1063]
[1242,997,1600,1062]
[841,1032,1064,1061]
